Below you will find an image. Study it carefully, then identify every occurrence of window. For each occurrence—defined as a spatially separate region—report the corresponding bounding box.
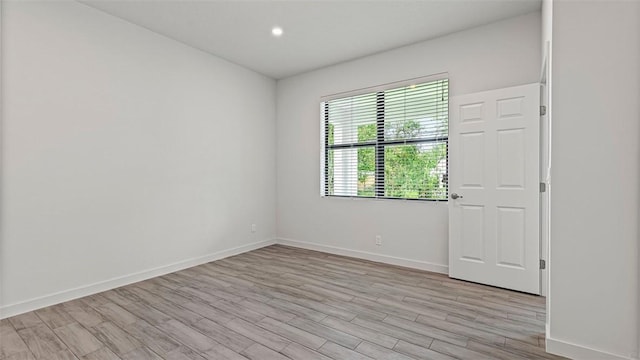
[321,77,448,200]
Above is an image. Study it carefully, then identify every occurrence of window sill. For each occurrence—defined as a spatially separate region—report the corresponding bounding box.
[321,195,448,203]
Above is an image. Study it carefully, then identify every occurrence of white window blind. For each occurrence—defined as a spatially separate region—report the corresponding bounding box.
[322,77,448,200]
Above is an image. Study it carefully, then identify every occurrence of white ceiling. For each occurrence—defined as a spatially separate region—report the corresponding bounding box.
[81,0,542,79]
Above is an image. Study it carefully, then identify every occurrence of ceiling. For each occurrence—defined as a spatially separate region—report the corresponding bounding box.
[81,0,542,79]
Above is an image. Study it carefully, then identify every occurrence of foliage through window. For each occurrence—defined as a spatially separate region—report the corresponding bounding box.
[322,78,448,200]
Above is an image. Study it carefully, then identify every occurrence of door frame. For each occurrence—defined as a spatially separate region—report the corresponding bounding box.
[540,42,551,298]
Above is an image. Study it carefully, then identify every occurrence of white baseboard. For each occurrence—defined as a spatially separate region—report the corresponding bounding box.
[546,336,638,360]
[276,237,448,274]
[5,237,636,360]
[0,238,276,319]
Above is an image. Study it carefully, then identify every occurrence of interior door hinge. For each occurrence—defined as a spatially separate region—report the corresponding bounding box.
[540,259,546,270]
[540,182,546,192]
[540,105,547,116]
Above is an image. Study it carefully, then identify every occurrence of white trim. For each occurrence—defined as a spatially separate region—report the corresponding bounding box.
[320,72,449,102]
[0,239,276,319]
[277,237,448,274]
[546,336,638,360]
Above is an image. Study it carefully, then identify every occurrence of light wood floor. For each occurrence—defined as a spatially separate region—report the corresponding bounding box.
[1,245,566,360]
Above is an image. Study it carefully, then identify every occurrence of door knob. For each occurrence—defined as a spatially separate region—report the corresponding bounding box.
[451,193,463,199]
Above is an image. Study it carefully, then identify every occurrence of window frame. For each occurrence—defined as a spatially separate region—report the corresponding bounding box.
[321,74,449,201]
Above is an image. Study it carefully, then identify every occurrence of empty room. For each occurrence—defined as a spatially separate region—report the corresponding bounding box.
[1,0,638,359]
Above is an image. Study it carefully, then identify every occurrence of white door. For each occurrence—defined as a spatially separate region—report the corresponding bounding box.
[449,83,540,294]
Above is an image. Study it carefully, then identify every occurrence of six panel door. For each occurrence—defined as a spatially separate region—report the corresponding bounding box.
[449,83,540,294]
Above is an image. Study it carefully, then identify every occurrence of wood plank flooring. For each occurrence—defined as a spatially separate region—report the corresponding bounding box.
[0,245,566,360]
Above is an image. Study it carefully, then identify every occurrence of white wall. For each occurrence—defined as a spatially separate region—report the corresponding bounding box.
[547,1,639,359]
[276,12,541,271]
[0,1,276,317]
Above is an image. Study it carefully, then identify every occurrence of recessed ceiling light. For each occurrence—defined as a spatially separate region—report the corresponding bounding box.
[271,26,283,37]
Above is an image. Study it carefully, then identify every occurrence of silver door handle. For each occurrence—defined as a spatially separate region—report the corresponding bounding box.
[451,193,463,199]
